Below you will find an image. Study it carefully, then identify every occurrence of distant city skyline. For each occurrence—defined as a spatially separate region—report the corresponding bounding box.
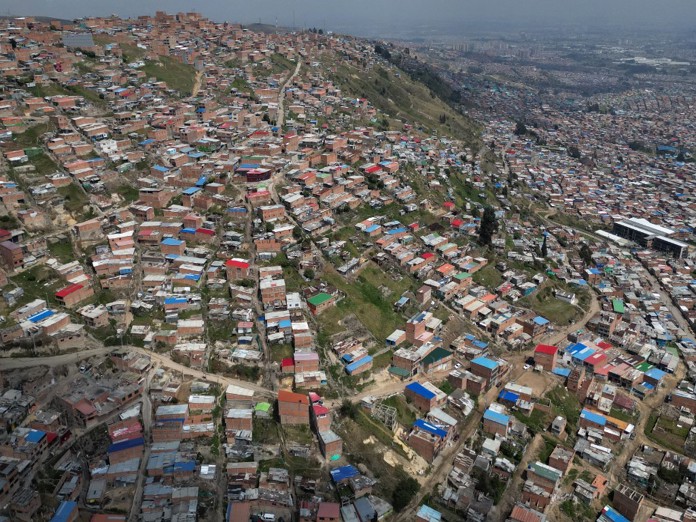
[8,0,696,38]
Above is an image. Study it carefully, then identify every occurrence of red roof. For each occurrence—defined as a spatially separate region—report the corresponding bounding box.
[317,503,341,519]
[313,404,330,415]
[277,390,308,404]
[196,228,215,235]
[225,259,250,269]
[364,165,382,174]
[586,353,607,366]
[597,341,612,350]
[308,392,322,403]
[452,218,464,227]
[408,223,419,230]
[55,283,84,298]
[534,344,558,355]
[281,358,295,368]
[421,252,435,260]
[443,202,455,209]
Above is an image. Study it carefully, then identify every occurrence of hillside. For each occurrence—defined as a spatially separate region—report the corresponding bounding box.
[327,57,480,146]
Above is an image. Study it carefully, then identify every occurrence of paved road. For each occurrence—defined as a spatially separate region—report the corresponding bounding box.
[276,59,301,127]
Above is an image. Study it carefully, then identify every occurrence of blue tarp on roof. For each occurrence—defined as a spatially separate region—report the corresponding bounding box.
[25,429,45,443]
[164,297,187,305]
[153,165,169,172]
[498,390,519,403]
[108,437,144,453]
[553,368,571,377]
[330,465,359,483]
[645,368,667,381]
[346,356,373,374]
[180,228,196,234]
[139,139,155,146]
[162,238,183,246]
[580,409,606,426]
[227,207,248,213]
[365,224,380,233]
[50,501,78,522]
[471,356,498,370]
[28,309,54,323]
[387,227,407,235]
[278,319,292,328]
[601,506,630,522]
[483,409,509,426]
[414,419,448,438]
[406,382,436,400]
[182,274,200,281]
[533,316,549,326]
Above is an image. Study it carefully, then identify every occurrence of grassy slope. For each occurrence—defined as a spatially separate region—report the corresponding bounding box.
[329,60,479,144]
[142,56,196,96]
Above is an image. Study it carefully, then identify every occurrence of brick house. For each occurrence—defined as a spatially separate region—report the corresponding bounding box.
[277,390,309,426]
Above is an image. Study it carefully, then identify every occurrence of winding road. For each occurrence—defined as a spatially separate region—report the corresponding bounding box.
[276,59,302,128]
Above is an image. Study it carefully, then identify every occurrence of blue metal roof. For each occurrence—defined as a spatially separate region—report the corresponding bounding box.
[471,356,498,370]
[416,505,442,522]
[162,238,183,246]
[483,409,509,426]
[414,419,448,438]
[573,347,595,362]
[533,316,549,326]
[406,382,436,400]
[153,165,169,172]
[108,437,144,453]
[580,409,606,426]
[498,390,519,403]
[365,224,380,233]
[645,368,667,381]
[28,309,54,323]
[278,319,292,328]
[182,187,201,195]
[330,465,359,483]
[195,175,206,186]
[50,501,78,522]
[182,274,200,281]
[180,228,196,234]
[164,297,187,305]
[387,227,407,235]
[553,368,571,377]
[25,429,45,443]
[346,356,373,374]
[601,506,630,522]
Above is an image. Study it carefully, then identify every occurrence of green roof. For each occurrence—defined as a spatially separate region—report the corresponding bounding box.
[528,462,562,482]
[636,362,652,372]
[422,347,453,367]
[388,366,411,377]
[454,272,472,280]
[255,402,271,412]
[308,293,333,306]
[612,299,625,314]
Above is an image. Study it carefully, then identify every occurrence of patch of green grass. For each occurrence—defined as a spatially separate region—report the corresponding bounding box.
[268,53,295,74]
[372,350,392,370]
[283,424,313,445]
[382,395,417,427]
[271,343,293,363]
[322,266,406,341]
[438,380,455,395]
[115,184,140,203]
[609,408,636,423]
[12,122,54,148]
[47,240,74,263]
[9,265,63,307]
[538,436,558,462]
[29,152,60,176]
[58,184,89,214]
[142,57,196,95]
[253,417,280,444]
[547,386,581,428]
[472,264,503,289]
[648,415,690,452]
[354,410,408,458]
[231,77,254,95]
[328,61,478,143]
[513,409,549,434]
[519,286,581,326]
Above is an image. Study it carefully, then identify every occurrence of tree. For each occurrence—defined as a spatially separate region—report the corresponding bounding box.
[579,243,593,266]
[392,477,420,511]
[292,226,303,240]
[567,145,581,159]
[541,234,548,258]
[514,121,527,136]
[478,206,499,246]
[303,269,315,280]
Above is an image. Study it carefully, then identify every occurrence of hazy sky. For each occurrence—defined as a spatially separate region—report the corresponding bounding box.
[6,0,696,37]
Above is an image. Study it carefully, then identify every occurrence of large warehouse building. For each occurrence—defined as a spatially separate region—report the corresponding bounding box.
[613,217,689,258]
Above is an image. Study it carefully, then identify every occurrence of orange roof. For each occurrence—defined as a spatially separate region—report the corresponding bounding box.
[277,390,308,405]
